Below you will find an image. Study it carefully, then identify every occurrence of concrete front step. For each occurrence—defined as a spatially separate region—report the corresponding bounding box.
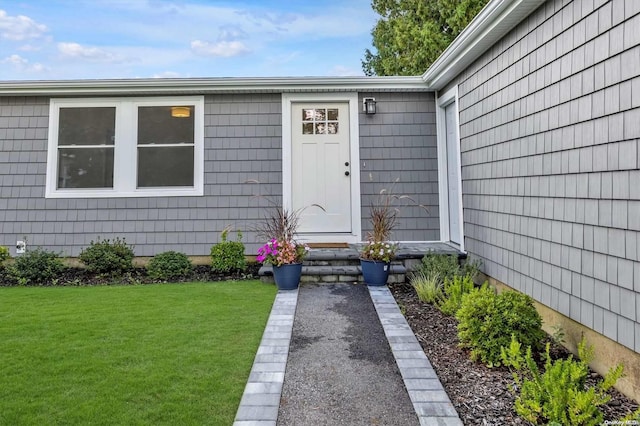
[256,243,464,285]
[259,263,407,284]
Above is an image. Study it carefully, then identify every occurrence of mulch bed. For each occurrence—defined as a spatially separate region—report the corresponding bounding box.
[389,282,639,425]
[0,264,261,286]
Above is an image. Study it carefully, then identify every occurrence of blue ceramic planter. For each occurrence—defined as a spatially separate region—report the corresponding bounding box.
[272,263,302,290]
[360,259,390,286]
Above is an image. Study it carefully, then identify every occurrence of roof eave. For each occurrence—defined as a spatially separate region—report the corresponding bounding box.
[0,76,430,96]
[422,0,546,91]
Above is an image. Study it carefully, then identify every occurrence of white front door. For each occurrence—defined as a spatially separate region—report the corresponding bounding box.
[444,102,462,245]
[291,103,352,233]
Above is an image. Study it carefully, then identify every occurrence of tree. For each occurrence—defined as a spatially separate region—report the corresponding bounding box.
[362,0,489,76]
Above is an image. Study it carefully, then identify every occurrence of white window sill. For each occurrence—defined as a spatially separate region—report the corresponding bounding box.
[45,187,203,198]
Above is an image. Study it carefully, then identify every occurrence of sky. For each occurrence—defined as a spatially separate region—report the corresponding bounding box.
[0,0,378,81]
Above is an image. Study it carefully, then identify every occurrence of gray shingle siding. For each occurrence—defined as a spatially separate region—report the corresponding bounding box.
[0,94,283,256]
[0,92,440,257]
[359,92,440,242]
[451,0,640,351]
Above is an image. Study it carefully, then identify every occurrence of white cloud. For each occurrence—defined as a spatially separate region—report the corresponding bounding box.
[18,44,44,52]
[2,54,45,73]
[0,9,47,41]
[190,40,250,57]
[57,42,126,63]
[3,54,28,66]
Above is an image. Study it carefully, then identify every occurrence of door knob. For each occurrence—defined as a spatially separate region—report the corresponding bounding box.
[345,162,350,166]
[345,171,350,176]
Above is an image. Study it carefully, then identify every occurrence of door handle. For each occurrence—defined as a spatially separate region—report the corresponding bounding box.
[345,171,350,176]
[345,162,350,166]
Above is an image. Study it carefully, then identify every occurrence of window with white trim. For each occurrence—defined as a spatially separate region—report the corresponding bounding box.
[46,96,204,198]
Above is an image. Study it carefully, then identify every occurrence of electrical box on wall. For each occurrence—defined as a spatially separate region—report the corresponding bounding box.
[16,240,26,254]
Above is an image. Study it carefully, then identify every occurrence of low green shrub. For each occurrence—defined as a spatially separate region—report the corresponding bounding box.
[410,270,442,304]
[210,229,246,273]
[79,237,134,275]
[502,337,624,426]
[417,253,482,285]
[436,275,476,316]
[457,287,543,367]
[9,248,65,285]
[461,257,482,280]
[418,253,460,283]
[147,251,193,281]
[0,246,10,265]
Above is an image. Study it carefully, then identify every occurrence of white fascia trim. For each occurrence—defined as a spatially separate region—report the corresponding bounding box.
[281,93,362,242]
[422,0,546,90]
[0,76,429,96]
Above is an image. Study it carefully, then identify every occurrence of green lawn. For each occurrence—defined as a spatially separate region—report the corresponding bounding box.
[0,281,276,425]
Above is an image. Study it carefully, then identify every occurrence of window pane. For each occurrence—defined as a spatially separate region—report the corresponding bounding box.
[57,148,114,188]
[302,109,314,121]
[138,106,194,145]
[137,146,194,187]
[302,123,313,134]
[58,107,115,146]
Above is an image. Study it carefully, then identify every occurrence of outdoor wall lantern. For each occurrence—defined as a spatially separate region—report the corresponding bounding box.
[171,106,191,118]
[363,97,377,114]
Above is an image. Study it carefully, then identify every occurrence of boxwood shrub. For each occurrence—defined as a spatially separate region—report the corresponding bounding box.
[210,229,246,273]
[456,286,543,367]
[9,247,65,286]
[147,251,193,281]
[79,237,134,275]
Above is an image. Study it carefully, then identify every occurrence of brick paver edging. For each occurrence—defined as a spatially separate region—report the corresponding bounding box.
[368,286,463,426]
[233,289,299,426]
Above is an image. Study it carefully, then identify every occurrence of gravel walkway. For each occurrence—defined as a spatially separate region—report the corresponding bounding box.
[277,283,419,426]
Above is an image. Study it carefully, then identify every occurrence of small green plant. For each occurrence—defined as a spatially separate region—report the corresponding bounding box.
[79,237,135,275]
[501,337,625,426]
[210,228,247,273]
[0,246,10,261]
[397,301,406,316]
[418,253,460,283]
[0,246,10,267]
[436,274,476,316]
[411,270,442,304]
[417,253,481,284]
[550,324,566,345]
[147,251,193,281]
[456,287,543,367]
[620,408,640,423]
[461,258,481,280]
[9,247,65,286]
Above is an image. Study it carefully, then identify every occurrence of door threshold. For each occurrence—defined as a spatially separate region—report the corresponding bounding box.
[306,242,350,248]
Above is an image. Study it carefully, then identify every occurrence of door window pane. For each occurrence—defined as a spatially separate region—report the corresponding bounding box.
[57,148,114,188]
[301,107,339,135]
[137,146,194,187]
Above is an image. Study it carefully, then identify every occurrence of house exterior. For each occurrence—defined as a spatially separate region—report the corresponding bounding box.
[425,0,640,400]
[1,0,639,400]
[0,82,439,256]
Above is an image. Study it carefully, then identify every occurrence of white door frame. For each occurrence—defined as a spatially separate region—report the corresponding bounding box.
[281,93,362,243]
[436,86,465,252]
